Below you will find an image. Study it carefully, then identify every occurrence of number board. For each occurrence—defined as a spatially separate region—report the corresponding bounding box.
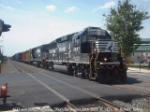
[88,29,106,36]
[61,36,68,41]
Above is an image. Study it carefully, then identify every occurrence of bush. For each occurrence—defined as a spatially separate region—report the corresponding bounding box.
[125,57,134,64]
[0,54,7,64]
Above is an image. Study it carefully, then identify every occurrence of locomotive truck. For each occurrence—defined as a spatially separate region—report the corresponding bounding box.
[12,27,127,83]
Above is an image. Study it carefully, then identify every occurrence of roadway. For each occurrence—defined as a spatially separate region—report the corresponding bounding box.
[0,60,149,111]
[113,68,150,95]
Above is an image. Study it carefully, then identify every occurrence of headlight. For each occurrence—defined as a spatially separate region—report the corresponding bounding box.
[104,57,107,61]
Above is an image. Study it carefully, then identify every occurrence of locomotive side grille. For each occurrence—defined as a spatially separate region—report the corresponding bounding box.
[113,42,118,52]
[95,40,118,53]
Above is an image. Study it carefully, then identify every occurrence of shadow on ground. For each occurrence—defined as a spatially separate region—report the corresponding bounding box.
[101,94,143,103]
[0,102,23,111]
[110,77,142,85]
[126,77,143,84]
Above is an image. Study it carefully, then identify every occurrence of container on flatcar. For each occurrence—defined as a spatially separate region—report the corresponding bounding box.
[13,53,19,61]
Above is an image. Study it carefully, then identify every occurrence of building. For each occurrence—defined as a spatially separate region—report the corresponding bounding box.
[131,38,150,63]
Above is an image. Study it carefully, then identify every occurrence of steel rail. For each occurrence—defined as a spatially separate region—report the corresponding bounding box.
[11,61,26,73]
[110,84,150,101]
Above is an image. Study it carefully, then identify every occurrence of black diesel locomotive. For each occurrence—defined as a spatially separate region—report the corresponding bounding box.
[15,27,127,83]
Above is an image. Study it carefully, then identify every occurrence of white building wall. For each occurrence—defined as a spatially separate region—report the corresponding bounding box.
[131,51,150,64]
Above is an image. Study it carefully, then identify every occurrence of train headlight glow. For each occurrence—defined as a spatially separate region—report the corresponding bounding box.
[104,57,107,61]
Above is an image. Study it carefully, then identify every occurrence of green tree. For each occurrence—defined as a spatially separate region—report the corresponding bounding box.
[104,0,149,59]
[137,55,141,63]
[0,52,7,64]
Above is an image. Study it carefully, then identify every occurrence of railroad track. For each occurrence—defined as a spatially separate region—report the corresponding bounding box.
[107,83,150,111]
[11,61,35,73]
[109,83,150,101]
[145,94,150,100]
[11,61,127,112]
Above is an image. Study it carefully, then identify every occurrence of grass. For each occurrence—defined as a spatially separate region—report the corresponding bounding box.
[1,60,7,67]
[127,64,150,70]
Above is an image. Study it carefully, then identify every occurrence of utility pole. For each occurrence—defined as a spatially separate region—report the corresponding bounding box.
[0,19,11,74]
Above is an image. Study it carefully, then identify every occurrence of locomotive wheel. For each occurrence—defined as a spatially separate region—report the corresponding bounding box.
[68,66,73,75]
[46,62,49,69]
[49,63,54,70]
[81,72,86,79]
[37,62,40,67]
[120,70,127,83]
[85,68,90,79]
[97,74,106,84]
[88,69,93,81]
[3,98,6,105]
[40,62,43,68]
[30,61,32,65]
[73,67,80,77]
[73,69,77,77]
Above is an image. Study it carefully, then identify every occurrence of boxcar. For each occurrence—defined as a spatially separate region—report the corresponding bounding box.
[18,53,23,62]
[22,50,31,63]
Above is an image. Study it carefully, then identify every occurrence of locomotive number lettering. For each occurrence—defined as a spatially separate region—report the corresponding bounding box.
[88,31,98,35]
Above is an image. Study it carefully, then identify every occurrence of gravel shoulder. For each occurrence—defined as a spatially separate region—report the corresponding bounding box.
[2,60,20,74]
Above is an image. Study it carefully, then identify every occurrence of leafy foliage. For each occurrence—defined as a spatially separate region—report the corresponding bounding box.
[137,55,141,63]
[0,53,7,64]
[104,0,150,58]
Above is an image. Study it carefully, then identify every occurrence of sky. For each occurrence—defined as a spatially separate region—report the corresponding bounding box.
[0,0,150,56]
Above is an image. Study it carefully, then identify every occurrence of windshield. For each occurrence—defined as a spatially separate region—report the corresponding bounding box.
[88,34,111,41]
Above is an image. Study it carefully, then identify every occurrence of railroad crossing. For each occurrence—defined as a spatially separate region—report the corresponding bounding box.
[0,60,150,112]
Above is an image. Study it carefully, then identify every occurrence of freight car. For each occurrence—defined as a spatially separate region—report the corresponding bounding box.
[22,50,31,64]
[12,53,19,61]
[18,53,23,62]
[13,27,127,83]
